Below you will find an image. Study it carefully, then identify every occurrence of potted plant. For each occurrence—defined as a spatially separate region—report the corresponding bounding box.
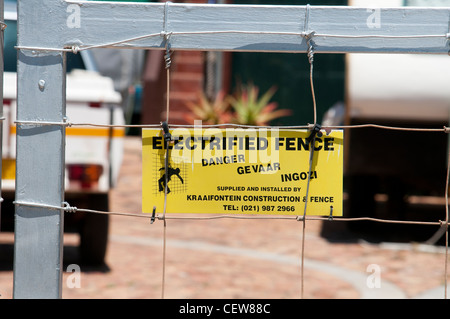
[184,83,292,126]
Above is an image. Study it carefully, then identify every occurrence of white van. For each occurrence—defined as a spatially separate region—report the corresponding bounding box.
[1,0,125,265]
[342,0,450,227]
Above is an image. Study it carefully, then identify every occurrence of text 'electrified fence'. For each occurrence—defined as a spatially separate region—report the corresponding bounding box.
[7,0,450,299]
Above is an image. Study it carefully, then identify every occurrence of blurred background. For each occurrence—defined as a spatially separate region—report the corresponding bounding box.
[133,0,450,243]
[1,0,450,299]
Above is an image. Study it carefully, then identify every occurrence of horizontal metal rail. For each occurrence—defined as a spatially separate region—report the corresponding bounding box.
[16,1,450,54]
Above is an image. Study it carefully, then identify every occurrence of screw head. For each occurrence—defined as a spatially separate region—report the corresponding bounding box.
[38,79,46,90]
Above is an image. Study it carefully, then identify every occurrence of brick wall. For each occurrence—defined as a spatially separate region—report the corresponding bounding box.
[141,0,209,125]
[164,50,205,124]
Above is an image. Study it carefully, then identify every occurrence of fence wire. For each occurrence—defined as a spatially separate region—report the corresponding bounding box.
[12,57,450,300]
[14,91,450,299]
[52,121,450,299]
[9,18,450,299]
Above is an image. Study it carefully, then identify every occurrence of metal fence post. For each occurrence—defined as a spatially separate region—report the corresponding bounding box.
[13,0,66,299]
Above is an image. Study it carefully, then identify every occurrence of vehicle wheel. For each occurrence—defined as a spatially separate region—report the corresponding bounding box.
[79,193,110,266]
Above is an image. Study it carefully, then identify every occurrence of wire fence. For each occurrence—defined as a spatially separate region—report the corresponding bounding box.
[8,8,450,298]
[14,58,450,300]
[24,118,448,299]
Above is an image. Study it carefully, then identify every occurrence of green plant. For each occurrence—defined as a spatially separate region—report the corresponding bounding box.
[184,90,232,125]
[228,83,292,126]
[184,83,292,126]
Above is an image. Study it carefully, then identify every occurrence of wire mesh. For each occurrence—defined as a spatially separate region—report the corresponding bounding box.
[9,13,450,299]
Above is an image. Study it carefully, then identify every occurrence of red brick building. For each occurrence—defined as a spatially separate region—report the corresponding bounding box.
[141,0,231,125]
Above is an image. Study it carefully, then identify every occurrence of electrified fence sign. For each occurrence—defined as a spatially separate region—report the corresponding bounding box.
[142,127,343,216]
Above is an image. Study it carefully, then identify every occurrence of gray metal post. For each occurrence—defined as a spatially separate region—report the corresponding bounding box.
[13,0,66,299]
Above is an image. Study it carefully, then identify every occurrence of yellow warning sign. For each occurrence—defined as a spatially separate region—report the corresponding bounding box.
[142,128,343,216]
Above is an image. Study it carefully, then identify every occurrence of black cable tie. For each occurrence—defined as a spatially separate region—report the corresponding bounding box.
[151,206,156,224]
[161,121,172,142]
[306,123,321,145]
[328,206,334,221]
